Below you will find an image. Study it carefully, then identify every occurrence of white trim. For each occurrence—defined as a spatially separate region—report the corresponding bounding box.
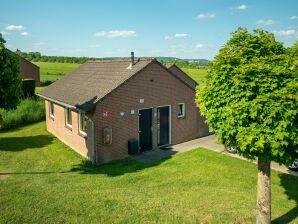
[177,103,185,118]
[138,107,153,151]
[157,105,172,147]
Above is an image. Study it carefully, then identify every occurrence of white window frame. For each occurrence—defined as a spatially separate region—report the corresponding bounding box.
[177,103,185,118]
[65,108,72,128]
[49,102,54,118]
[79,112,88,136]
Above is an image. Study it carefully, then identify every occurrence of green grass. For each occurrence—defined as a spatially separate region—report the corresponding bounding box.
[33,62,80,82]
[0,99,45,131]
[0,122,297,223]
[181,67,208,85]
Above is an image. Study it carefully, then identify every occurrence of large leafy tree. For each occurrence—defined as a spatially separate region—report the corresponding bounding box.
[197,28,298,223]
[0,33,22,110]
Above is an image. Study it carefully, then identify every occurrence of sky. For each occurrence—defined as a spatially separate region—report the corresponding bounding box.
[1,0,298,60]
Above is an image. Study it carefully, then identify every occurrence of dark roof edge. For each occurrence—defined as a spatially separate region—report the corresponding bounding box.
[169,64,198,86]
[36,93,86,112]
[156,61,197,90]
[6,48,40,69]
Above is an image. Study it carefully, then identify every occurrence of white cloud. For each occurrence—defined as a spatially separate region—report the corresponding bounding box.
[151,49,161,53]
[95,30,136,38]
[196,13,215,20]
[195,44,205,48]
[89,44,101,48]
[20,32,29,36]
[33,42,46,47]
[164,33,190,40]
[289,16,298,20]
[174,33,190,38]
[5,25,24,30]
[235,4,247,10]
[273,29,298,38]
[256,19,276,26]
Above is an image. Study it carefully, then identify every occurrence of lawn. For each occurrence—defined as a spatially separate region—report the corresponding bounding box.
[181,67,208,85]
[33,62,80,82]
[0,122,297,223]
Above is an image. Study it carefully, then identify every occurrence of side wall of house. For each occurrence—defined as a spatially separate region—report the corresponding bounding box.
[168,65,197,89]
[20,58,40,86]
[45,100,92,159]
[93,62,209,164]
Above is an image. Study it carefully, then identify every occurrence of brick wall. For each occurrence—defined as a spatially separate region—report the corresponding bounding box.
[45,100,92,159]
[93,61,209,164]
[20,58,40,86]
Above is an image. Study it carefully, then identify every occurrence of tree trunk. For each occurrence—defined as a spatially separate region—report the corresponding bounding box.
[256,157,271,224]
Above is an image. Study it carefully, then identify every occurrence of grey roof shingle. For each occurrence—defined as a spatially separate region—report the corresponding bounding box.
[39,59,154,111]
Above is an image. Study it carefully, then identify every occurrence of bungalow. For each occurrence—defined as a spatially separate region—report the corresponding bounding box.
[38,53,209,164]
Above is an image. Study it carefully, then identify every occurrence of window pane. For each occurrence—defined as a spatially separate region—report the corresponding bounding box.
[80,112,88,133]
[50,102,54,116]
[178,103,184,117]
[67,109,72,125]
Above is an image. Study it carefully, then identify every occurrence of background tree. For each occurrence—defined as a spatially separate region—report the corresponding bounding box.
[197,28,298,223]
[0,34,22,110]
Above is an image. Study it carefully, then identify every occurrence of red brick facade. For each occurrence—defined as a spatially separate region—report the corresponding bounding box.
[45,101,92,159]
[44,61,209,164]
[20,57,40,86]
[93,62,209,163]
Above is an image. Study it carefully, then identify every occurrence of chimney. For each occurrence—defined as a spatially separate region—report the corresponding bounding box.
[131,52,134,65]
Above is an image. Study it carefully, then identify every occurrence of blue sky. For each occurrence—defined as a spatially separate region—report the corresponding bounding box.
[1,0,298,59]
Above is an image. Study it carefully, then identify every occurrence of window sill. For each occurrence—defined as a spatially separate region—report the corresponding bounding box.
[65,124,72,131]
[78,131,87,139]
[49,115,54,120]
[177,115,185,119]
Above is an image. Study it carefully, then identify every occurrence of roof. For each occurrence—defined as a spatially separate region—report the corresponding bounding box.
[164,64,198,89]
[39,59,154,111]
[6,49,40,69]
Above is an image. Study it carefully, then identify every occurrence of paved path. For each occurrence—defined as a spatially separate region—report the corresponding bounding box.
[134,135,298,177]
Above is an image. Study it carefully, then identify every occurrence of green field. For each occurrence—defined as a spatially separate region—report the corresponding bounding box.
[33,62,80,82]
[33,61,208,85]
[0,122,297,223]
[181,67,208,84]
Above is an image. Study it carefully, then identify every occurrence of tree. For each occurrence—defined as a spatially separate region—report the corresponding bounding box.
[0,33,22,110]
[196,28,298,223]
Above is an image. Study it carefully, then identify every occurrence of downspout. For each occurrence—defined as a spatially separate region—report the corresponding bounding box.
[89,119,96,165]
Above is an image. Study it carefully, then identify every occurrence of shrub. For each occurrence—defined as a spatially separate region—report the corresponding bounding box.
[0,99,45,131]
[22,79,35,98]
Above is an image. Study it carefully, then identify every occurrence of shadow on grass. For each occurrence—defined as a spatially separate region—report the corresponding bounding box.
[272,173,298,224]
[0,135,54,151]
[70,156,172,177]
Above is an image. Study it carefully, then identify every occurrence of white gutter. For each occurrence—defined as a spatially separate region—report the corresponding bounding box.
[36,93,85,113]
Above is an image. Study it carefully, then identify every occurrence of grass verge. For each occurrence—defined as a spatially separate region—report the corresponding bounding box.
[0,122,297,223]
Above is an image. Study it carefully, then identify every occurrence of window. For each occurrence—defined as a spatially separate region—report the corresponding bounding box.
[49,102,54,118]
[65,108,72,127]
[79,112,88,135]
[177,103,185,118]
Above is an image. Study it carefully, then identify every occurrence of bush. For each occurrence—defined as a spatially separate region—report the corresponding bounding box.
[22,79,35,98]
[0,99,45,131]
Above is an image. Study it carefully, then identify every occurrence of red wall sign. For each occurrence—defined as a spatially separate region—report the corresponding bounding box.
[102,111,108,117]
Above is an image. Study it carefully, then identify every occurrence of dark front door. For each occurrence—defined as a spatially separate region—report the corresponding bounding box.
[139,108,152,152]
[158,106,170,146]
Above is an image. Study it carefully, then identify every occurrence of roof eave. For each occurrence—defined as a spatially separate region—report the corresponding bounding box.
[36,93,87,112]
